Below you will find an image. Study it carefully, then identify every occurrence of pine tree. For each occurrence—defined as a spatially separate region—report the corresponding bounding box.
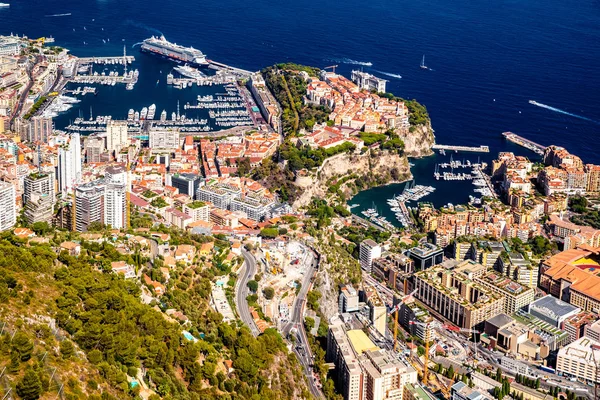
[12,332,33,361]
[447,365,455,380]
[495,367,502,382]
[16,368,42,400]
[60,340,75,359]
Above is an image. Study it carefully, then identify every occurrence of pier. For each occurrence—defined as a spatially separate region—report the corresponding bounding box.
[78,56,135,65]
[207,60,253,77]
[502,132,546,155]
[432,144,489,153]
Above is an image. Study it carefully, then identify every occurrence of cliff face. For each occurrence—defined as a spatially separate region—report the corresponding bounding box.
[400,122,435,157]
[292,150,412,209]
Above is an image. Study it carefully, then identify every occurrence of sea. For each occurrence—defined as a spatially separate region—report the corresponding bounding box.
[1,0,599,219]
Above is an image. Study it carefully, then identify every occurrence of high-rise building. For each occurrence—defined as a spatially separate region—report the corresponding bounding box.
[75,180,105,232]
[103,166,128,230]
[28,116,52,143]
[0,181,16,231]
[149,128,180,150]
[361,349,417,400]
[339,285,359,313]
[106,121,128,154]
[23,172,55,206]
[406,242,444,271]
[360,239,382,273]
[84,136,106,163]
[105,181,127,229]
[365,287,387,336]
[414,260,504,329]
[24,192,54,225]
[57,132,82,194]
[168,173,203,199]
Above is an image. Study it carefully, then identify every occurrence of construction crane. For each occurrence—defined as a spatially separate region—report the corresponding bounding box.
[393,289,417,351]
[408,320,437,385]
[323,65,338,74]
[372,288,417,351]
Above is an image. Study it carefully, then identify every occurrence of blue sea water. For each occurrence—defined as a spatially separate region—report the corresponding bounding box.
[1,0,599,210]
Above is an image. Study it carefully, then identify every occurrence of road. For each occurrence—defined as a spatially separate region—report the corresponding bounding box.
[281,244,323,399]
[234,249,260,337]
[9,56,40,128]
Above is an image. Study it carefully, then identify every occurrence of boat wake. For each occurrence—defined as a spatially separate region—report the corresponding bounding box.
[124,19,163,37]
[131,42,143,48]
[375,70,402,79]
[529,100,600,125]
[45,13,72,17]
[330,58,373,67]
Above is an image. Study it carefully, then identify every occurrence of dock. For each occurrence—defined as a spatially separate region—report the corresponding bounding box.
[502,132,546,155]
[432,144,490,153]
[207,59,253,77]
[78,56,135,65]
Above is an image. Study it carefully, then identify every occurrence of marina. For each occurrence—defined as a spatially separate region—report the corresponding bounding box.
[502,131,546,156]
[358,181,437,229]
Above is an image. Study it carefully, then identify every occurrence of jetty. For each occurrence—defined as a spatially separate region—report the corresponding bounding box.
[432,144,490,153]
[502,132,546,155]
[78,56,135,65]
[207,60,253,77]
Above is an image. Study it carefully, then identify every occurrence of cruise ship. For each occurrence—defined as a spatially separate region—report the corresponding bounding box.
[141,36,208,67]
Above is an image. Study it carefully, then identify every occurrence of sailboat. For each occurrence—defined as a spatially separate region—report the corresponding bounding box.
[420,55,428,70]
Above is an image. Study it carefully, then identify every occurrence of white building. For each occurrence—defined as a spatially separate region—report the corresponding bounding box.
[57,132,82,194]
[0,181,16,231]
[105,182,127,229]
[339,284,359,313]
[0,35,21,56]
[360,239,381,273]
[106,121,128,154]
[351,70,387,93]
[556,336,600,384]
[149,128,180,151]
[104,166,128,230]
[183,201,210,222]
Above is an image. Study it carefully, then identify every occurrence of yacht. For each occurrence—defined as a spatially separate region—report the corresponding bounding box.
[147,104,156,120]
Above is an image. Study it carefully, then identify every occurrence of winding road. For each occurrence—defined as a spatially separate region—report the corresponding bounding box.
[234,249,260,337]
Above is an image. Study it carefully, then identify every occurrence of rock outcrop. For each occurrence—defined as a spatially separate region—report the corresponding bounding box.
[292,150,412,209]
[400,122,435,157]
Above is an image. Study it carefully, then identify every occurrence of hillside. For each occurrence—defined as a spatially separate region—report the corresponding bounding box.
[0,229,311,400]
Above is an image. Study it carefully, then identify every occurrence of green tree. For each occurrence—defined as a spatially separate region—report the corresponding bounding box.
[446,365,454,380]
[31,221,51,236]
[16,368,43,400]
[12,332,33,361]
[236,157,252,177]
[259,228,279,239]
[263,286,275,300]
[247,280,258,292]
[304,317,315,332]
[60,340,75,359]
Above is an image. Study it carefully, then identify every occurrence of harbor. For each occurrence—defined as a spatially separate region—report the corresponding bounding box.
[502,131,547,155]
[350,153,498,228]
